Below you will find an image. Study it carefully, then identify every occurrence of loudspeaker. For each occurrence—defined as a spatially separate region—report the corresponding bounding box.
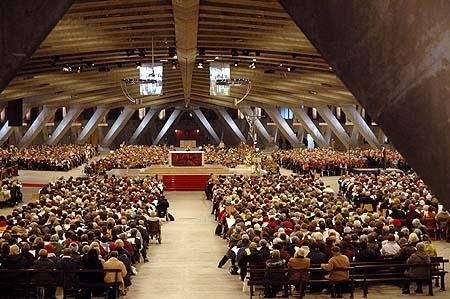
[7,99,23,126]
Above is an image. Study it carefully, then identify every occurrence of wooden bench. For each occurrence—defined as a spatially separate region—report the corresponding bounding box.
[248,266,354,299]
[353,263,438,297]
[0,268,122,299]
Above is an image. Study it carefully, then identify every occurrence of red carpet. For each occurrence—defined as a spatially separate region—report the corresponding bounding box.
[22,182,47,188]
[162,175,209,191]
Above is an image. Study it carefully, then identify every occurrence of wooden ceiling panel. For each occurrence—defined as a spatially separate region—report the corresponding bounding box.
[1,0,358,110]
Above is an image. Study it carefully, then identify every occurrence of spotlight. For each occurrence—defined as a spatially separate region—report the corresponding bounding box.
[249,62,255,69]
[62,64,72,72]
[138,48,146,57]
[135,61,141,69]
[197,60,203,69]
[215,56,219,60]
[231,48,239,57]
[234,61,238,67]
[171,60,177,69]
[287,67,291,72]
[126,49,135,56]
[168,47,177,59]
[86,61,94,67]
[77,66,82,73]
[252,58,257,62]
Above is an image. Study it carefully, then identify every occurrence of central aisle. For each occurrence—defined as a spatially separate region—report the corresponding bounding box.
[125,191,247,299]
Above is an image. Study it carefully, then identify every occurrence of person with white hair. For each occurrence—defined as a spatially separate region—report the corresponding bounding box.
[288,248,310,296]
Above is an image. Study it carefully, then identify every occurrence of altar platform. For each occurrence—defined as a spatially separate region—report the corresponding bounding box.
[138,164,253,191]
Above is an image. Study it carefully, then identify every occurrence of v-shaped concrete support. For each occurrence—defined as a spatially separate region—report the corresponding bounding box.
[76,106,109,144]
[265,108,301,147]
[129,108,160,144]
[153,108,182,145]
[18,106,57,148]
[48,107,83,145]
[101,106,136,147]
[192,108,220,144]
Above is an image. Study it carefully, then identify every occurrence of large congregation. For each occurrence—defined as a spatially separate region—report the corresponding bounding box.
[209,170,447,297]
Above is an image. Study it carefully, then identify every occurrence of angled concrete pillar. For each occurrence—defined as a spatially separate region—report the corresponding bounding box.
[101,106,136,147]
[0,122,15,146]
[129,108,160,144]
[192,108,220,144]
[291,107,328,148]
[350,126,360,147]
[215,108,246,142]
[240,107,272,143]
[325,127,332,145]
[265,108,301,147]
[296,126,305,144]
[76,106,109,144]
[316,105,351,149]
[341,105,380,149]
[48,107,83,145]
[18,106,57,148]
[153,108,182,145]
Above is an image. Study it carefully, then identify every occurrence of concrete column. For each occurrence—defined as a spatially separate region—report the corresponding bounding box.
[101,106,136,147]
[214,108,246,142]
[76,106,109,144]
[48,107,83,145]
[0,122,15,146]
[291,107,328,148]
[323,126,332,145]
[153,108,182,145]
[341,105,380,149]
[264,108,302,147]
[192,108,220,144]
[240,107,272,143]
[18,106,57,148]
[129,108,160,144]
[316,105,351,148]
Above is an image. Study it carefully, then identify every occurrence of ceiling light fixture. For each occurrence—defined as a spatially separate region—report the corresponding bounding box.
[121,36,159,104]
[215,78,252,106]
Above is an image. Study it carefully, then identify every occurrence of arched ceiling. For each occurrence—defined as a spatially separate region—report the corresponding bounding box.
[0,0,358,110]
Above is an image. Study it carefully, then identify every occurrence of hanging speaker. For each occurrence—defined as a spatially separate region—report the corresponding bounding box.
[7,99,23,126]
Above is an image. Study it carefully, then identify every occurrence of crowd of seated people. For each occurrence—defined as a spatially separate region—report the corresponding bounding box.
[0,178,22,208]
[272,148,408,176]
[209,173,444,297]
[0,150,19,179]
[0,175,166,297]
[85,145,169,174]
[203,143,249,167]
[339,171,449,240]
[0,144,98,171]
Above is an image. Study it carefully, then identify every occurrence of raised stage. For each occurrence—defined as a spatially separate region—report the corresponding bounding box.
[137,164,253,191]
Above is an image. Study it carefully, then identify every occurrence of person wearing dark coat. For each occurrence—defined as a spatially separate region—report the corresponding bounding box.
[1,244,30,297]
[355,242,378,262]
[259,239,271,263]
[56,248,81,294]
[264,249,288,298]
[307,242,328,265]
[81,248,104,297]
[32,249,56,298]
[402,242,431,294]
[156,196,170,218]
